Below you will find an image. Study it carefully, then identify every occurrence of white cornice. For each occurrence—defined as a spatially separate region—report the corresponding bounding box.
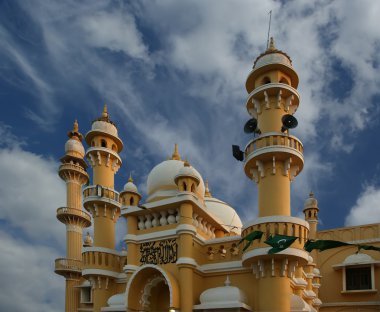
[82,246,126,256]
[243,216,309,231]
[242,247,310,262]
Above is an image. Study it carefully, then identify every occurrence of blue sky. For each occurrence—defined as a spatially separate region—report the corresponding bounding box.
[1,0,380,311]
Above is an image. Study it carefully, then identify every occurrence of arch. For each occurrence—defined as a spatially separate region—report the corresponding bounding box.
[191,183,196,193]
[261,76,271,85]
[182,181,187,191]
[130,197,134,206]
[279,77,290,85]
[126,264,180,311]
[111,144,117,151]
[91,140,95,147]
[101,139,107,148]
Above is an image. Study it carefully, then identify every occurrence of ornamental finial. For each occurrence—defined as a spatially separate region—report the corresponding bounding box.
[268,37,276,51]
[171,143,181,160]
[205,180,212,197]
[102,104,108,118]
[128,173,133,183]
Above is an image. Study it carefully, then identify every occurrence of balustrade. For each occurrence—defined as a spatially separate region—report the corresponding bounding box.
[56,207,91,224]
[83,185,120,202]
[82,250,122,272]
[245,133,303,157]
[137,208,179,230]
[55,258,82,273]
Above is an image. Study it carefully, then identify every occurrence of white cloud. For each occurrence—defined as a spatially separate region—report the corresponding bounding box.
[0,125,66,247]
[0,230,64,312]
[80,10,149,60]
[345,185,380,226]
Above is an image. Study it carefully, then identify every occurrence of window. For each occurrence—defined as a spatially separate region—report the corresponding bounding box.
[346,267,371,290]
[101,139,107,148]
[80,287,92,303]
[261,76,271,85]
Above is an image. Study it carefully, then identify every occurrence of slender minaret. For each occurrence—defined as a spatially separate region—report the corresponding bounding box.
[303,191,319,240]
[55,120,91,312]
[240,38,310,312]
[82,105,123,312]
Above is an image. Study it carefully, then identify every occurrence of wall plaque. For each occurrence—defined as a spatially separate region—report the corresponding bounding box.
[140,239,178,265]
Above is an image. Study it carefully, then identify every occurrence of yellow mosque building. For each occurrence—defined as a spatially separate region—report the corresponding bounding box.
[54,39,380,312]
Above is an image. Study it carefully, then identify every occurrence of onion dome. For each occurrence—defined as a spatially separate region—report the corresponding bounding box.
[123,174,139,194]
[246,37,299,92]
[85,104,123,152]
[174,159,200,185]
[65,120,85,158]
[304,191,318,210]
[197,276,249,310]
[204,183,242,235]
[83,232,93,247]
[146,144,205,202]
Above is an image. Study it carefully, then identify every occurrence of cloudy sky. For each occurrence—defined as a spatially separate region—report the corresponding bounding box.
[1,0,380,311]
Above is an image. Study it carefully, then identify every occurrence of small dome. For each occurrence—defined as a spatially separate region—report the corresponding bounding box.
[146,152,205,202]
[83,232,93,247]
[107,292,125,306]
[304,192,318,210]
[85,105,123,152]
[313,268,321,276]
[200,277,247,307]
[253,37,292,69]
[65,138,85,158]
[205,196,242,235]
[343,253,375,265]
[123,175,139,193]
[174,161,200,185]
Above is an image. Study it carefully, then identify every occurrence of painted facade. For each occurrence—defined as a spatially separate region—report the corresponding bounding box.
[55,39,380,312]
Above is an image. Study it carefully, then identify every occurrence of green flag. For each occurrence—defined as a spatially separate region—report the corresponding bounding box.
[265,234,298,254]
[304,239,351,252]
[358,244,380,252]
[238,231,263,252]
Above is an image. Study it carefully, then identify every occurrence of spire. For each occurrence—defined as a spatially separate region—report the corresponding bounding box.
[128,173,133,183]
[309,191,314,198]
[205,180,212,197]
[171,143,181,160]
[224,275,231,287]
[67,119,83,141]
[102,104,108,119]
[95,104,112,123]
[267,37,276,51]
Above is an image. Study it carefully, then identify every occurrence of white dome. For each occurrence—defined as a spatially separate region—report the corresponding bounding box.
[200,277,247,307]
[91,120,118,137]
[65,138,85,157]
[313,268,321,276]
[254,52,292,69]
[123,181,138,193]
[175,165,200,184]
[205,197,242,235]
[304,192,318,209]
[107,292,125,306]
[343,253,375,265]
[146,159,205,202]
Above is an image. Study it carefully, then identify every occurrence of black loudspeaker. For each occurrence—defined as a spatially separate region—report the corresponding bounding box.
[232,145,244,161]
[244,118,261,134]
[281,114,298,132]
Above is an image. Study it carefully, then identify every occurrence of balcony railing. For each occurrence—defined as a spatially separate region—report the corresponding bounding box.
[83,185,120,203]
[245,132,303,157]
[55,258,82,274]
[56,207,92,223]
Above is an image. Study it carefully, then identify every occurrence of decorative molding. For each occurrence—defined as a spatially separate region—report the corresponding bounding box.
[243,216,310,230]
[83,246,127,256]
[176,257,198,268]
[82,269,120,278]
[66,224,82,233]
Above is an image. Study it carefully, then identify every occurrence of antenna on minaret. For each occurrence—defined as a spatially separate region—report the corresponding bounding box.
[266,10,272,49]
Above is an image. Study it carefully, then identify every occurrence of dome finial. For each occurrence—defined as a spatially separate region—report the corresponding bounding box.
[205,180,212,197]
[67,119,83,141]
[102,104,108,118]
[224,275,231,287]
[128,173,133,183]
[184,157,190,167]
[73,119,79,132]
[268,37,276,51]
[171,143,181,160]
[309,191,314,198]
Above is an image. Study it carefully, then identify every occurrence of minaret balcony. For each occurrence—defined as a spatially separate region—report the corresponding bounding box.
[56,207,92,227]
[54,258,82,276]
[244,132,304,182]
[85,147,122,172]
[58,163,89,184]
[83,185,121,209]
[82,247,125,277]
[246,83,300,117]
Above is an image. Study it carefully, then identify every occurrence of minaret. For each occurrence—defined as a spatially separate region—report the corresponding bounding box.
[55,120,91,312]
[240,38,310,312]
[303,191,319,240]
[82,105,123,312]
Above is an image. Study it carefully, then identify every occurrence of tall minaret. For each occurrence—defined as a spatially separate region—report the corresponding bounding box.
[240,38,310,312]
[55,120,91,312]
[82,105,123,312]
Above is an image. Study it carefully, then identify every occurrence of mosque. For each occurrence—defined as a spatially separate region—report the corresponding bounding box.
[54,38,380,312]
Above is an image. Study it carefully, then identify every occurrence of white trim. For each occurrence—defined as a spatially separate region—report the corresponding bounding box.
[243,216,310,230]
[82,269,120,278]
[242,247,310,262]
[176,257,198,267]
[123,264,139,273]
[124,229,177,243]
[203,235,241,245]
[85,147,122,164]
[121,206,143,215]
[82,247,126,256]
[66,224,83,233]
[245,146,304,166]
[199,260,244,273]
[176,224,197,235]
[321,301,380,307]
[347,237,380,244]
[193,302,252,311]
